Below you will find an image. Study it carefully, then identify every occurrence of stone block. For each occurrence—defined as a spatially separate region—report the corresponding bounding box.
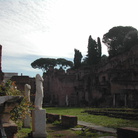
[61,115,77,128]
[32,109,47,138]
[23,114,31,128]
[46,113,60,123]
[117,127,138,138]
[2,122,18,138]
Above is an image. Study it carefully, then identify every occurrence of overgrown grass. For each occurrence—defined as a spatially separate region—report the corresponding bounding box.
[16,128,31,138]
[46,107,138,129]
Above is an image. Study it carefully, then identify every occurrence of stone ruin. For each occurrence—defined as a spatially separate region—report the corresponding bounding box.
[0,96,23,137]
[43,45,138,108]
[0,74,47,138]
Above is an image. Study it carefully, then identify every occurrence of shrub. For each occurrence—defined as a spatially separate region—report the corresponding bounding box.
[0,80,32,123]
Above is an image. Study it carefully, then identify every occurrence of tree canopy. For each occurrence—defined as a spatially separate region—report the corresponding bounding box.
[84,35,102,66]
[31,58,73,72]
[73,49,82,68]
[102,26,137,57]
[56,58,73,69]
[123,30,138,49]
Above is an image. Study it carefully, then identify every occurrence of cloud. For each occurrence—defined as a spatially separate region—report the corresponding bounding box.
[2,54,43,77]
[0,0,138,77]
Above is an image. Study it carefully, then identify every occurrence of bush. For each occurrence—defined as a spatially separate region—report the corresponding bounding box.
[0,80,32,123]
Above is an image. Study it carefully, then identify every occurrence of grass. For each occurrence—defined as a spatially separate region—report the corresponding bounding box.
[54,134,65,137]
[16,107,138,137]
[46,107,138,129]
[75,129,114,138]
[16,128,31,138]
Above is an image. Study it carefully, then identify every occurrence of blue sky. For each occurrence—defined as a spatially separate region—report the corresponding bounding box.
[0,0,138,77]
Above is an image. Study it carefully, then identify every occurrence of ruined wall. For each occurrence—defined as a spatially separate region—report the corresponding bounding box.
[43,45,138,107]
[43,67,92,106]
[95,45,138,107]
[43,68,77,106]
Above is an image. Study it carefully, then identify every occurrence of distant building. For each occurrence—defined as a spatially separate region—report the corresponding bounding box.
[11,75,36,103]
[3,72,18,82]
[11,75,35,93]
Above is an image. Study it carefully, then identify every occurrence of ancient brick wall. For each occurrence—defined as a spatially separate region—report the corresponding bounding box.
[43,45,138,107]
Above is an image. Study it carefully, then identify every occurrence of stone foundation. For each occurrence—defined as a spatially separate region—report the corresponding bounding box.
[46,113,60,123]
[117,127,138,138]
[32,109,47,138]
[1,122,18,138]
[61,115,77,128]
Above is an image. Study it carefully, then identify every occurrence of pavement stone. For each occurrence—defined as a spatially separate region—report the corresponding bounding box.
[98,136,116,138]
[78,121,117,134]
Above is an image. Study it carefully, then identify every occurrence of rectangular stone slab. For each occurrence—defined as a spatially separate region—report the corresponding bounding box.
[32,109,47,138]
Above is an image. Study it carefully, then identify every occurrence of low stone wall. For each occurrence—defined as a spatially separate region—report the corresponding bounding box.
[46,113,60,123]
[2,122,18,138]
[117,127,138,138]
[61,115,77,128]
[46,113,78,128]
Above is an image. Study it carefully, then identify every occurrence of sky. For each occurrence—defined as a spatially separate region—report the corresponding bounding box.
[0,0,138,77]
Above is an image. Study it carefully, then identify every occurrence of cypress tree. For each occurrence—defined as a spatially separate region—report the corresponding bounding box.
[74,49,82,68]
[97,37,102,61]
[87,35,98,65]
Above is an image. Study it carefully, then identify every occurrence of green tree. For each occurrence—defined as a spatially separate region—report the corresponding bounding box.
[31,58,73,72]
[123,30,138,49]
[97,37,102,61]
[73,49,82,68]
[56,58,73,69]
[31,58,57,72]
[101,54,108,64]
[85,35,101,66]
[102,26,137,57]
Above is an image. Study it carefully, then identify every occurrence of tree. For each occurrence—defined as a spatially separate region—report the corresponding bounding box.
[97,37,102,61]
[123,30,138,49]
[101,54,108,64]
[31,58,73,72]
[73,49,82,68]
[85,35,101,66]
[102,26,137,57]
[31,58,57,72]
[56,58,73,69]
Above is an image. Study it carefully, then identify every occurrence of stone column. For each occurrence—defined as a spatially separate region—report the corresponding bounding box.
[32,109,47,137]
[65,95,69,106]
[124,94,127,107]
[32,74,46,138]
[0,45,2,71]
[113,94,116,107]
[23,84,31,128]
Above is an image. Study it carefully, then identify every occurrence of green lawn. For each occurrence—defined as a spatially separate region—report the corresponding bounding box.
[46,107,138,129]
